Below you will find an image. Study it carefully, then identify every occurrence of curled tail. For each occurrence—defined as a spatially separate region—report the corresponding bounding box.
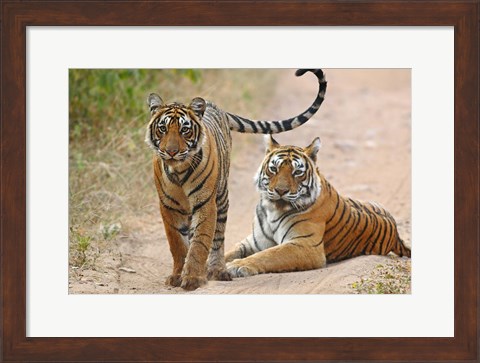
[226,69,327,134]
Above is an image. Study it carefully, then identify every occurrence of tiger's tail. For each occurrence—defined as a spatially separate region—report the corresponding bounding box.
[394,237,411,258]
[226,69,327,134]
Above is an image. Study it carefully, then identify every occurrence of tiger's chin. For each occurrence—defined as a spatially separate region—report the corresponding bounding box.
[265,196,305,212]
[162,156,188,163]
[264,192,318,212]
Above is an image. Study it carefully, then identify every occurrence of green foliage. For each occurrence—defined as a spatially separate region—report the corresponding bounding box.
[174,69,202,83]
[69,227,92,267]
[69,69,201,141]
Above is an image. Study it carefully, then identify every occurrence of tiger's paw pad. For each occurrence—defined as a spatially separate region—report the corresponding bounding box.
[180,275,207,291]
[207,268,232,281]
[227,262,259,278]
[165,274,182,287]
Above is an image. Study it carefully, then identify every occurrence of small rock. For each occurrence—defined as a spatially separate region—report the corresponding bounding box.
[119,267,136,273]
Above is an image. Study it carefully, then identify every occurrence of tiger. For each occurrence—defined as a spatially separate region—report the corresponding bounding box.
[145,69,327,290]
[225,136,411,278]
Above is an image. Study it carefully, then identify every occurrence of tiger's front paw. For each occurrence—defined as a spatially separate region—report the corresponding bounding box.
[180,275,207,291]
[207,267,232,281]
[165,274,182,287]
[227,260,260,278]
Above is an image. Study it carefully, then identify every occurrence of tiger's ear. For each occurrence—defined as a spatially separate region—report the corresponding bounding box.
[304,137,321,162]
[189,97,207,118]
[265,135,280,154]
[147,93,163,115]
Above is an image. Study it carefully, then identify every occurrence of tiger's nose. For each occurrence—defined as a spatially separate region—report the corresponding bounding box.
[166,149,178,157]
[275,187,289,196]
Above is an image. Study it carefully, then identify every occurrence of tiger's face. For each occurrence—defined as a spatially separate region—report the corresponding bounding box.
[256,136,322,208]
[145,93,206,162]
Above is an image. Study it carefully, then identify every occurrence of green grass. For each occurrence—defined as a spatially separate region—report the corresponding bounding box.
[68,69,278,268]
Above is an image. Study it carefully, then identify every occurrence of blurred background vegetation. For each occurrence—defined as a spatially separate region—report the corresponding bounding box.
[69,69,277,268]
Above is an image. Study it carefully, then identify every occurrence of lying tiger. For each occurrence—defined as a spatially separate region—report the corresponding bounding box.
[226,136,411,277]
[146,70,327,290]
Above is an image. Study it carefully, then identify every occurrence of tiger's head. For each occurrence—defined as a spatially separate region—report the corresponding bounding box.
[145,93,206,163]
[255,136,322,209]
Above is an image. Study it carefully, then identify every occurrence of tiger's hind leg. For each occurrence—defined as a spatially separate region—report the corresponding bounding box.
[206,191,231,281]
[393,238,411,258]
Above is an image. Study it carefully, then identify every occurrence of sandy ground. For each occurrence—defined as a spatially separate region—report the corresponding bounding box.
[69,69,411,294]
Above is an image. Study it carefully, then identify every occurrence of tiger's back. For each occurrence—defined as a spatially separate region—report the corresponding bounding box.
[320,177,411,263]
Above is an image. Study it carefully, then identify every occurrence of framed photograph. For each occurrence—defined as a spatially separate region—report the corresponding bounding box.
[1,1,478,362]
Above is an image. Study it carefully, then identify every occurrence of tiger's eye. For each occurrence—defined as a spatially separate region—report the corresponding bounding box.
[180,127,189,133]
[268,165,277,173]
[159,125,167,133]
[294,169,304,176]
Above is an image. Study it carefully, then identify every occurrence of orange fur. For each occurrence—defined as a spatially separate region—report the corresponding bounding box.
[145,69,328,290]
[226,137,410,277]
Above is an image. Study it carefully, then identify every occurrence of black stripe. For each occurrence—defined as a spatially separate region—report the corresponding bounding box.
[325,205,352,236]
[297,115,308,124]
[240,244,247,257]
[360,214,379,255]
[191,239,210,253]
[327,210,362,260]
[192,190,215,214]
[376,218,389,255]
[229,114,245,133]
[257,121,268,134]
[272,206,299,225]
[338,212,372,260]
[217,205,229,215]
[273,121,283,132]
[367,216,384,254]
[156,175,180,206]
[181,149,203,184]
[216,216,227,224]
[380,219,392,254]
[290,233,314,241]
[211,243,223,251]
[242,117,258,133]
[325,192,340,224]
[188,160,215,196]
[264,122,272,134]
[313,240,324,248]
[253,234,261,250]
[191,147,211,184]
[281,119,293,131]
[162,162,179,185]
[281,218,308,243]
[325,198,348,233]
[163,204,189,216]
[256,205,270,239]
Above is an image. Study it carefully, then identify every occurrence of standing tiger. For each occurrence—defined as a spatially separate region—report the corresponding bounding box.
[226,136,411,277]
[145,69,327,290]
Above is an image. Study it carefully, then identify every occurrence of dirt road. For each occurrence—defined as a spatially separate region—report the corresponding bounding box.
[69,69,411,294]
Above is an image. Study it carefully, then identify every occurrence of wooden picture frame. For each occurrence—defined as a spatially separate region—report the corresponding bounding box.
[1,1,478,361]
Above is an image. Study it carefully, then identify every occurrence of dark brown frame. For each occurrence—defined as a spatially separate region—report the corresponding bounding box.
[1,1,478,362]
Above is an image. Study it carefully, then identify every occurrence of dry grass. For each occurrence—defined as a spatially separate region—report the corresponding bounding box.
[69,69,278,268]
[350,255,411,294]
